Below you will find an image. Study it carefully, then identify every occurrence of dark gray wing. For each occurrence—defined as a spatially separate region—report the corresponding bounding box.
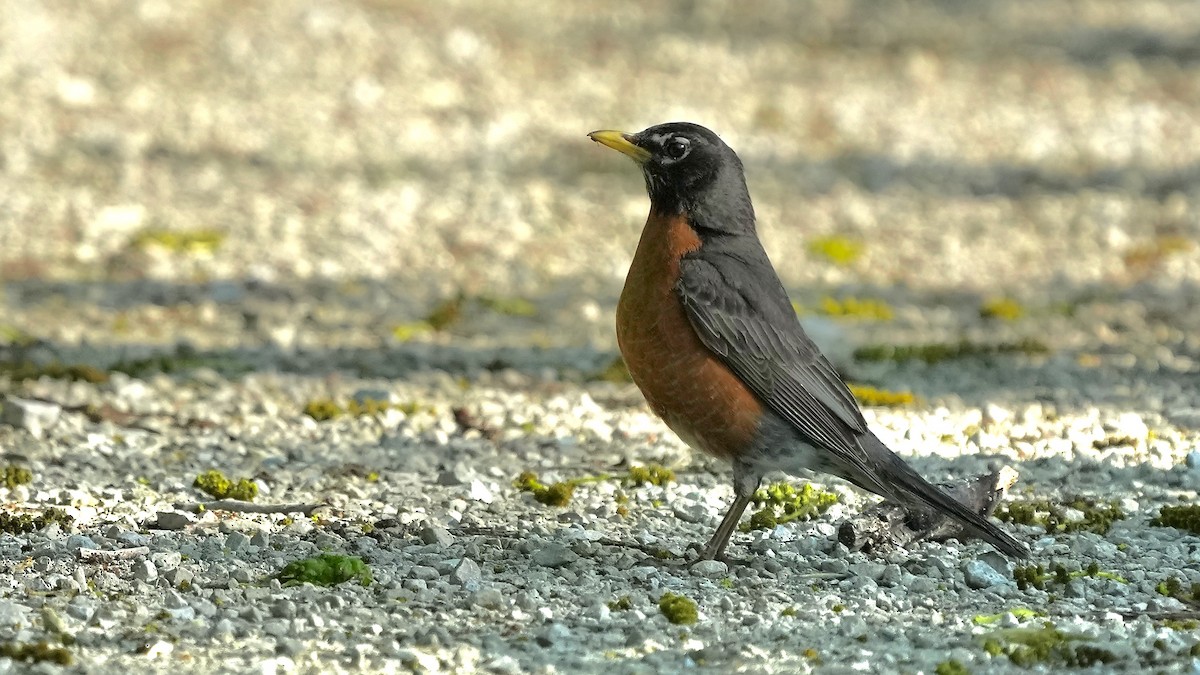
[676,245,867,456]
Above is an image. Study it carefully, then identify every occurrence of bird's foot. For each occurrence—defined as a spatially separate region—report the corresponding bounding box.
[685,541,745,568]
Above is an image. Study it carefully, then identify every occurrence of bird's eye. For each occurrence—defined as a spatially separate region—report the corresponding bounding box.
[664,137,690,160]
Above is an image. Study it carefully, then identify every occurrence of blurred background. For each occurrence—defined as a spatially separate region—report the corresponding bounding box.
[1,0,1199,404]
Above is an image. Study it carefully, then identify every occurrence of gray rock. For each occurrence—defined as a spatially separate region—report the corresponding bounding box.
[132,560,158,582]
[410,565,440,580]
[420,525,454,547]
[451,558,482,590]
[532,544,578,568]
[153,512,196,530]
[0,601,30,628]
[65,535,100,551]
[152,551,183,572]
[963,559,1010,589]
[470,588,505,609]
[272,600,297,619]
[250,531,270,548]
[536,622,571,647]
[225,531,250,551]
[672,503,709,524]
[1,396,62,437]
[690,559,728,578]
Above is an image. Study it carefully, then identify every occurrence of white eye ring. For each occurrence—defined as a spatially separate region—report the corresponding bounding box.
[664,137,690,160]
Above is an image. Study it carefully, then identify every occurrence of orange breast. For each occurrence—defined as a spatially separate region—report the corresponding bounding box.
[616,211,764,461]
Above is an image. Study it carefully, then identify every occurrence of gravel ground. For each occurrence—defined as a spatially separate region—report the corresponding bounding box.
[2,1,1200,673]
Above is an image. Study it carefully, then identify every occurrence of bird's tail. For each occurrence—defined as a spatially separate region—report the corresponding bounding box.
[849,434,1030,558]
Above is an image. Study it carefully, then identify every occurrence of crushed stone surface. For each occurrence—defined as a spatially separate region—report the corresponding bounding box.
[2,1,1200,673]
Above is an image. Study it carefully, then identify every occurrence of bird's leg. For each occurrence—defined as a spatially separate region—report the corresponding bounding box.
[692,464,761,563]
[693,493,752,562]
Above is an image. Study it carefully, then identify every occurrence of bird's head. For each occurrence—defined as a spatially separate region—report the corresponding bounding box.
[589,122,754,230]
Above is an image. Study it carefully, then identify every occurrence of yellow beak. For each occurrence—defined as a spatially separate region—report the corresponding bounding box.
[588,130,652,164]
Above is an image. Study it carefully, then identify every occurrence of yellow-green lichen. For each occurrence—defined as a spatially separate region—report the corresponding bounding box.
[995,497,1124,535]
[1013,562,1126,591]
[478,295,537,318]
[935,660,970,675]
[0,360,109,384]
[1150,504,1200,535]
[514,471,576,507]
[0,508,73,535]
[980,297,1025,321]
[608,596,633,612]
[854,338,1050,364]
[626,464,675,487]
[278,554,372,587]
[192,470,257,501]
[743,482,839,532]
[847,384,915,407]
[980,623,1117,668]
[0,641,72,666]
[816,296,893,321]
[2,465,32,489]
[1123,235,1195,271]
[1154,576,1199,605]
[973,608,1045,625]
[108,349,250,379]
[131,228,225,254]
[302,398,422,421]
[658,592,698,625]
[807,235,863,266]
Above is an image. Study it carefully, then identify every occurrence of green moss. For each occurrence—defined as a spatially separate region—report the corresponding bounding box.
[847,384,915,407]
[425,293,465,331]
[658,592,698,625]
[742,482,839,532]
[980,298,1025,321]
[814,296,894,321]
[1154,576,1200,605]
[980,623,1116,667]
[1151,504,1200,535]
[995,497,1125,535]
[2,465,32,489]
[0,325,37,347]
[303,398,423,421]
[626,464,675,487]
[478,295,537,317]
[831,603,845,613]
[0,641,72,665]
[131,228,225,253]
[608,596,633,611]
[0,360,110,384]
[109,350,249,379]
[807,235,863,266]
[1161,619,1199,631]
[780,606,798,617]
[192,470,257,501]
[514,471,576,507]
[719,577,734,589]
[278,554,372,587]
[0,507,73,535]
[973,608,1045,625]
[1014,562,1126,592]
[935,660,970,675]
[802,648,821,663]
[1123,235,1195,270]
[853,338,1050,364]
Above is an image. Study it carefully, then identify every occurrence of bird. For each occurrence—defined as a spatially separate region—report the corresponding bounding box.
[587,122,1029,561]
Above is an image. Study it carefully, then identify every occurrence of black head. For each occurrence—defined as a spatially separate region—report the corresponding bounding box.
[589,122,755,235]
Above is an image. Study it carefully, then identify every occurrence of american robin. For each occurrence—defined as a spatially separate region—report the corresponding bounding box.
[588,122,1028,561]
